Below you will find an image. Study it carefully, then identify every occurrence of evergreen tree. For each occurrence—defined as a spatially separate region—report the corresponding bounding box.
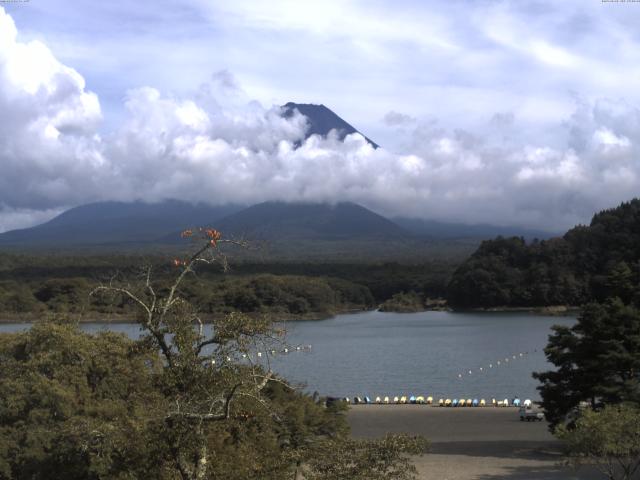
[534,298,640,429]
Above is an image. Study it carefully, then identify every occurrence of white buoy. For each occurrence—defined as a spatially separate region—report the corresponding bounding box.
[489,364,493,368]
[458,374,462,378]
[257,352,262,357]
[468,370,472,375]
[479,367,483,371]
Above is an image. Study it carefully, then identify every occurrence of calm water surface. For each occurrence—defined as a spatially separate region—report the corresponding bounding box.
[0,310,574,401]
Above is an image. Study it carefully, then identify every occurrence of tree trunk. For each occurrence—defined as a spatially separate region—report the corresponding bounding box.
[194,441,209,480]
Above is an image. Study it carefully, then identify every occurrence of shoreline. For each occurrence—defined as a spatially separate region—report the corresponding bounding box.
[0,304,578,324]
[0,307,370,324]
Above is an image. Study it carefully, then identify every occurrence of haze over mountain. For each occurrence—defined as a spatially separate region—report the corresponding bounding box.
[282,103,379,148]
[392,217,558,240]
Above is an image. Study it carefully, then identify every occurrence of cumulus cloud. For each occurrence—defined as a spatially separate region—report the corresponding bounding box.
[1,6,640,234]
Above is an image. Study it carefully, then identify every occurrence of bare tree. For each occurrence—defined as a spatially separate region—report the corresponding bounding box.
[91,228,284,480]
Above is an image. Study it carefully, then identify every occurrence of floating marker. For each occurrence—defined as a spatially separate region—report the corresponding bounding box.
[257,352,262,357]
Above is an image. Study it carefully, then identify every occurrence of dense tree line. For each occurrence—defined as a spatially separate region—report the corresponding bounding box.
[0,256,457,318]
[448,199,640,308]
[0,274,374,319]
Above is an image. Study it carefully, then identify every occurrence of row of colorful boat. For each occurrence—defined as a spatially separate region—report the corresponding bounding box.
[346,396,533,407]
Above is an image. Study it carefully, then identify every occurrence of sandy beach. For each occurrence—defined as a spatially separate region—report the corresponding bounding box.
[348,405,601,479]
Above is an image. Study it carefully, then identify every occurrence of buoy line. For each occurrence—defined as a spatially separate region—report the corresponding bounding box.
[208,344,312,365]
[455,349,540,379]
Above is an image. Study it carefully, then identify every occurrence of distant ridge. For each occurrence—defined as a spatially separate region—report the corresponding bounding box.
[282,102,379,148]
[214,201,405,240]
[393,217,558,240]
[0,201,242,246]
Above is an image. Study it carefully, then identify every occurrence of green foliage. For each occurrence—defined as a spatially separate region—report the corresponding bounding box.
[448,199,640,308]
[379,291,425,313]
[533,298,640,429]
[557,405,640,480]
[0,321,166,479]
[305,434,429,480]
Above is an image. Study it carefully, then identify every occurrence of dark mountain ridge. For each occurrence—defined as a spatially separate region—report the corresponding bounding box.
[0,201,242,246]
[213,201,405,240]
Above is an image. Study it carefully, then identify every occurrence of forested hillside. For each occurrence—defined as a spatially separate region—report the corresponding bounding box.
[447,199,640,308]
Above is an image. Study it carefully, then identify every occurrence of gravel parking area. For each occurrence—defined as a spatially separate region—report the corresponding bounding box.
[348,405,602,479]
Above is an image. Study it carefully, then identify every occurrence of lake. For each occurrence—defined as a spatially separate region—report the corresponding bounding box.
[0,310,575,401]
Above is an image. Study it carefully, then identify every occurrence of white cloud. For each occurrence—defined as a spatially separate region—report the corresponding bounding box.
[1,5,640,235]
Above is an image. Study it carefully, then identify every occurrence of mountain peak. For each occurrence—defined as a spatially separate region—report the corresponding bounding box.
[282,102,379,148]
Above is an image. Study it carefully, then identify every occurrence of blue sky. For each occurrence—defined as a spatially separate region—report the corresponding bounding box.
[1,0,640,231]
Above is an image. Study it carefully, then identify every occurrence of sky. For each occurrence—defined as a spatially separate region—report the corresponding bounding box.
[1,0,640,233]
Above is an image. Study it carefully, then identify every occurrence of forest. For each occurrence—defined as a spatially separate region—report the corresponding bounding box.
[0,254,456,319]
[447,199,640,309]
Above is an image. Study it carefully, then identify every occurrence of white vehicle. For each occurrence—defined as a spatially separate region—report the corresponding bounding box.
[519,406,544,422]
